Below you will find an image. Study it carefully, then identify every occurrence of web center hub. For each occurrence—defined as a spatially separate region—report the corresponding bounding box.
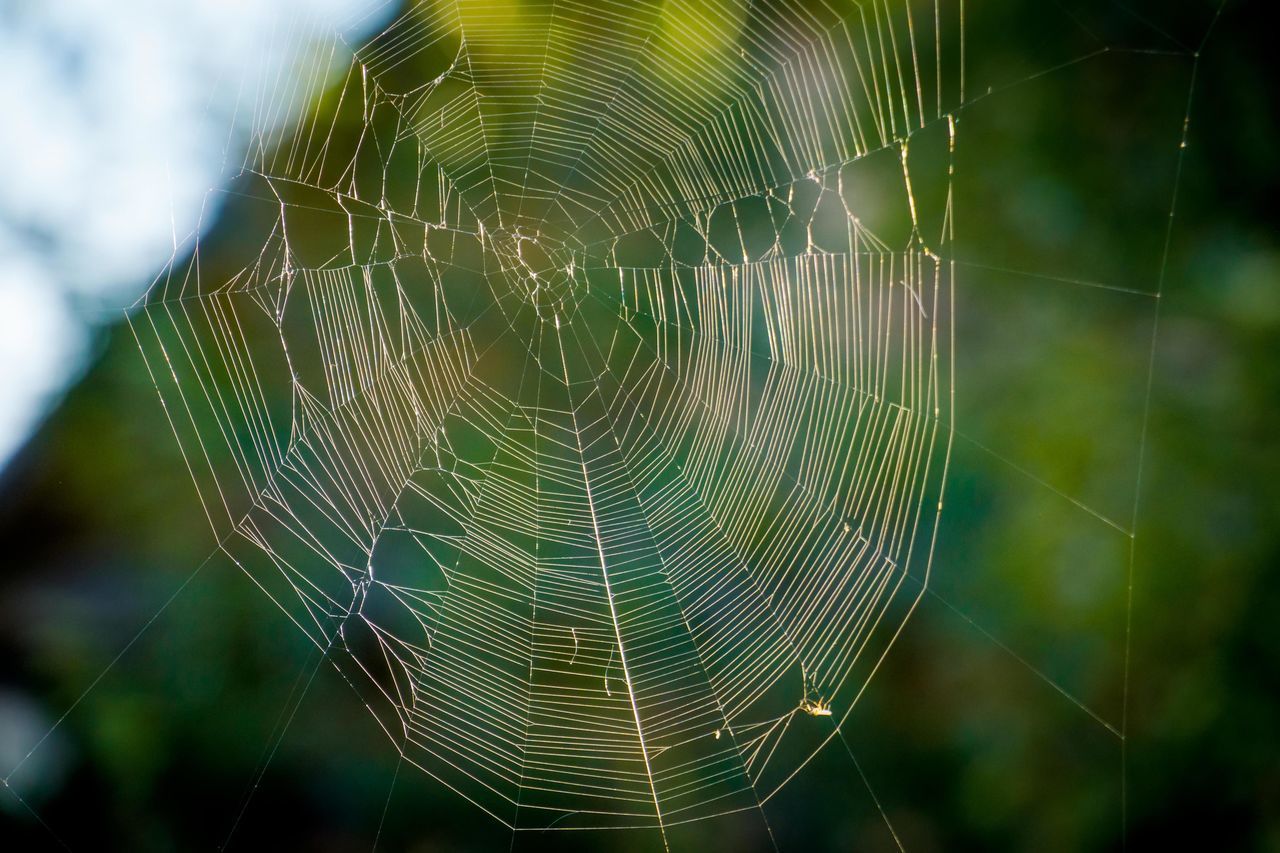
[484,227,586,324]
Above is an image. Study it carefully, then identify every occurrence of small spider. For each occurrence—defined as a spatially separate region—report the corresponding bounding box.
[799,668,833,716]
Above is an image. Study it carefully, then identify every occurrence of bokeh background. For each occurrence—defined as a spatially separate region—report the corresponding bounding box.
[1,0,1276,850]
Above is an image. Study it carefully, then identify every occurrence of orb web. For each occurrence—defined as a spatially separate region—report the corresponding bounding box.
[131,0,957,837]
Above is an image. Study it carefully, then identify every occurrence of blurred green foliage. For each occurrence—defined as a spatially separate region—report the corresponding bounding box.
[1,1,1276,851]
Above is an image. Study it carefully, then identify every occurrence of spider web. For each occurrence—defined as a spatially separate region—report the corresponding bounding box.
[0,0,1234,848]
[129,0,957,840]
